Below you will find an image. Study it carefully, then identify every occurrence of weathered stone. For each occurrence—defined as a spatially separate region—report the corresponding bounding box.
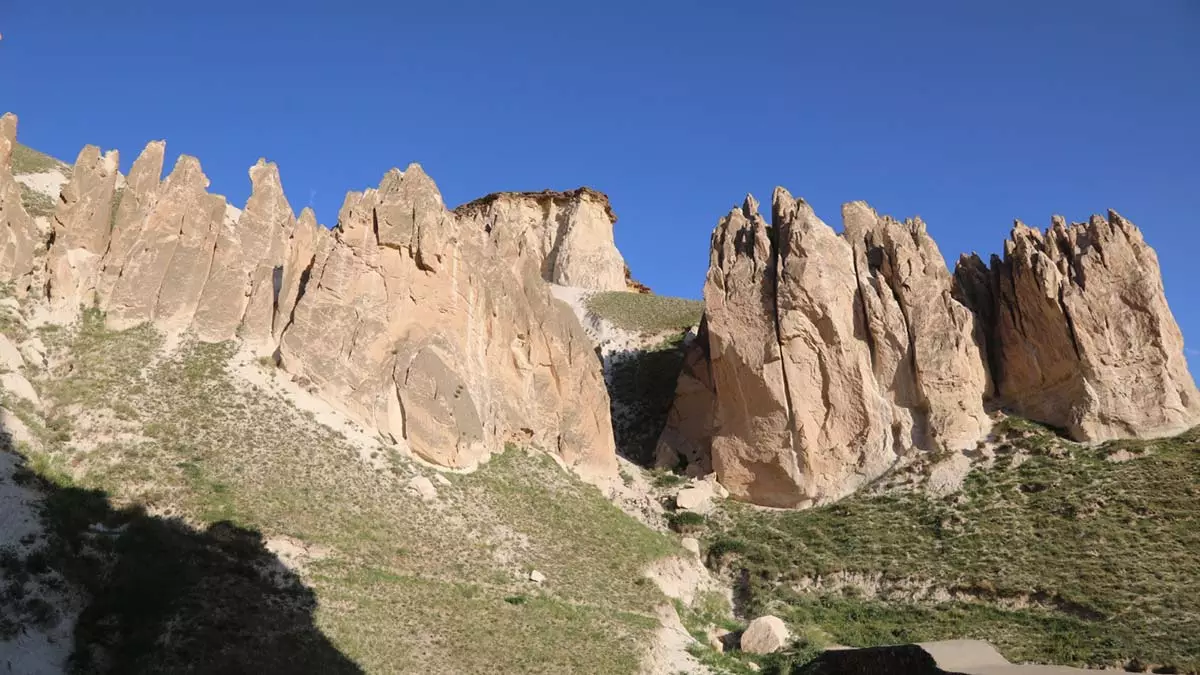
[740,615,789,655]
[454,188,628,290]
[96,141,165,303]
[0,334,24,371]
[46,145,120,313]
[675,482,714,513]
[654,319,716,477]
[107,155,224,331]
[408,475,437,501]
[0,114,41,289]
[680,537,701,556]
[1,372,40,406]
[958,212,1200,441]
[528,569,546,584]
[278,165,618,479]
[238,160,296,346]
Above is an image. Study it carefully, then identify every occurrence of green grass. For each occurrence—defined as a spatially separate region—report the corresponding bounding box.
[10,142,67,175]
[11,308,680,673]
[586,291,703,334]
[703,424,1200,672]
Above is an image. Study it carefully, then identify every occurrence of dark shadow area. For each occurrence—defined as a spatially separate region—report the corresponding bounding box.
[785,644,967,675]
[0,420,363,674]
[605,340,688,467]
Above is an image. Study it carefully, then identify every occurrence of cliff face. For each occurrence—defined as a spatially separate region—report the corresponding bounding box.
[956,212,1199,442]
[3,114,619,481]
[659,188,1198,507]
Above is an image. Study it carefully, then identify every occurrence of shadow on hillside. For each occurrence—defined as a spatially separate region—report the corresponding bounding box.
[0,419,363,674]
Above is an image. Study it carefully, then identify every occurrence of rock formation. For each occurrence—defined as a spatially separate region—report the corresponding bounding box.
[454,188,628,291]
[0,114,620,482]
[955,212,1200,441]
[659,189,1197,507]
[0,114,41,292]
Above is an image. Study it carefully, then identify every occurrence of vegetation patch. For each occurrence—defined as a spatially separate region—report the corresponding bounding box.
[586,291,703,334]
[10,142,68,176]
[19,182,58,218]
[703,424,1200,672]
[5,307,680,673]
[607,332,689,465]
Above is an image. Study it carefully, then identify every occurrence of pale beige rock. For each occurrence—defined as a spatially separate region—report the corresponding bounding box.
[19,337,45,368]
[96,141,165,304]
[1,372,40,406]
[0,334,23,371]
[408,475,437,501]
[46,145,120,313]
[957,212,1200,441]
[675,482,714,513]
[454,188,628,290]
[0,114,41,290]
[273,207,327,342]
[107,155,224,331]
[278,165,618,479]
[740,615,788,655]
[680,537,700,556]
[528,569,546,584]
[0,335,23,372]
[842,201,991,451]
[237,160,296,346]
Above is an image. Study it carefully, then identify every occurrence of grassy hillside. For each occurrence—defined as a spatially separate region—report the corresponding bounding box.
[3,307,681,673]
[696,420,1200,673]
[586,291,703,334]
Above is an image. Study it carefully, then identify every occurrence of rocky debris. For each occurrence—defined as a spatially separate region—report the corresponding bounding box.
[408,475,438,501]
[19,336,46,368]
[454,187,628,291]
[2,371,40,406]
[0,114,41,292]
[675,481,715,514]
[528,569,546,584]
[740,615,789,655]
[955,212,1200,442]
[433,473,451,487]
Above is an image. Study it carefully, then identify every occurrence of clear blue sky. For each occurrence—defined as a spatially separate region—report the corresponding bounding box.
[3,1,1198,370]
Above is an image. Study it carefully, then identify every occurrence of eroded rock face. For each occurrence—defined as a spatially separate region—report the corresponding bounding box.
[279,167,617,478]
[454,188,628,291]
[956,212,1200,441]
[47,145,120,312]
[673,191,996,507]
[0,114,41,291]
[20,121,620,482]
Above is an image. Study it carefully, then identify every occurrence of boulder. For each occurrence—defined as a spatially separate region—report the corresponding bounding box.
[680,537,701,556]
[1,372,40,406]
[740,615,788,655]
[0,334,23,371]
[408,475,438,501]
[675,482,715,513]
[528,569,546,584]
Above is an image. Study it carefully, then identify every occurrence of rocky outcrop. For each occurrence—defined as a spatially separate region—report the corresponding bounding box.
[955,212,1200,441]
[46,145,120,312]
[662,188,1197,506]
[0,114,41,291]
[6,114,622,482]
[454,188,628,291]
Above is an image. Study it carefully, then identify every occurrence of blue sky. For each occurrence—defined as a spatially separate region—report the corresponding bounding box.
[2,1,1198,370]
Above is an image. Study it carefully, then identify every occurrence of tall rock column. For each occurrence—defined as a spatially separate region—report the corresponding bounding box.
[0,114,41,290]
[46,145,120,313]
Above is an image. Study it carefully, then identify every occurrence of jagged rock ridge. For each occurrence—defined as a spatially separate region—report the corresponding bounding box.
[658,189,1198,507]
[2,113,619,480]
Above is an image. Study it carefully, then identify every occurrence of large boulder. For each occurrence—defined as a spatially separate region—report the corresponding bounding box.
[454,188,628,290]
[955,212,1200,441]
[740,615,789,655]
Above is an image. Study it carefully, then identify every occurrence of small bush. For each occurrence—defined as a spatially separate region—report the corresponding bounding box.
[668,511,706,534]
